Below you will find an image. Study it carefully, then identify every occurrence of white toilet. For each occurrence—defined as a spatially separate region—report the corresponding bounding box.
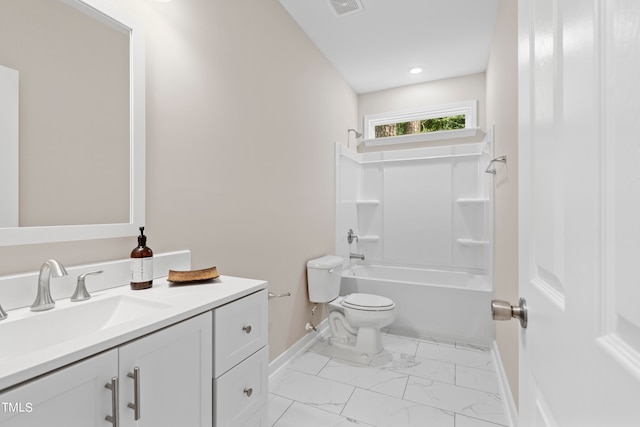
[306,255,396,354]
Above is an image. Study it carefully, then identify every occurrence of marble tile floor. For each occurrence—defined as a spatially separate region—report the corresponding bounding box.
[268,331,507,427]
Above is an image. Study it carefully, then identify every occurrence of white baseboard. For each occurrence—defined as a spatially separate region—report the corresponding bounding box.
[269,319,328,379]
[491,340,518,427]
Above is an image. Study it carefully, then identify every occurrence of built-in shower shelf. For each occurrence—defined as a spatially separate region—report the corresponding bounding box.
[457,238,489,247]
[356,200,380,206]
[358,235,380,243]
[456,198,489,205]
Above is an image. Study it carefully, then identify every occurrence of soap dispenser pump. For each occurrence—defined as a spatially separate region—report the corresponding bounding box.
[130,226,153,290]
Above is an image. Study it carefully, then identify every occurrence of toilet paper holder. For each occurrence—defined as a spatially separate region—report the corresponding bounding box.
[268,292,291,299]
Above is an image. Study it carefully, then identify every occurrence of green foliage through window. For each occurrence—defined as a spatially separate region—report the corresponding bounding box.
[374,115,466,138]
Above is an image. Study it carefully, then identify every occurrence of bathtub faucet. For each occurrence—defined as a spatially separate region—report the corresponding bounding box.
[350,252,365,261]
[347,229,358,244]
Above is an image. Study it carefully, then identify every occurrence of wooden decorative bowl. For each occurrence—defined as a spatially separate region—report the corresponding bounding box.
[168,266,219,284]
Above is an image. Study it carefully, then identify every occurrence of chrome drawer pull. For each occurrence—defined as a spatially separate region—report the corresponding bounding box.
[127,367,141,420]
[244,387,253,397]
[105,377,119,426]
[242,325,252,334]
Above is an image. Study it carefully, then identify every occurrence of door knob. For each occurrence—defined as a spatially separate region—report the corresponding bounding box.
[492,298,527,328]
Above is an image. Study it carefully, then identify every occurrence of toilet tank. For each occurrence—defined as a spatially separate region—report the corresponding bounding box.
[306,255,343,303]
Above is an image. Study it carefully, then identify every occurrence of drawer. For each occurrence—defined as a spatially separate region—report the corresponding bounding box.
[239,405,267,427]
[214,346,268,427]
[213,289,268,376]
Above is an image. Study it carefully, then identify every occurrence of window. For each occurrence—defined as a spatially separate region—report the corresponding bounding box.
[374,115,466,138]
[363,100,479,146]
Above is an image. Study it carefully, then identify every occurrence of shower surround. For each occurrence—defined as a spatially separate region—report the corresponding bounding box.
[335,138,494,344]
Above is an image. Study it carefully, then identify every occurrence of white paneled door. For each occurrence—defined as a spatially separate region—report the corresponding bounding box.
[518,0,640,425]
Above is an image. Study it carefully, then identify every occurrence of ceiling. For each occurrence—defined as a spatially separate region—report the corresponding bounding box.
[277,0,501,94]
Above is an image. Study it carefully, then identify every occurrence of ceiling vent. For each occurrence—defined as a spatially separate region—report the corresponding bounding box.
[327,0,364,17]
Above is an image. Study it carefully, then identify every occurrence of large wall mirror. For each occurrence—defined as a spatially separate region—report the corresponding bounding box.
[0,0,145,246]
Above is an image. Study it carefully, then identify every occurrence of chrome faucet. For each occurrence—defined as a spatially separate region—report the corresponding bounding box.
[347,229,359,244]
[31,259,68,312]
[350,252,365,261]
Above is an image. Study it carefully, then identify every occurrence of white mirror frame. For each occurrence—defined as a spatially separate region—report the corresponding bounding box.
[0,0,145,246]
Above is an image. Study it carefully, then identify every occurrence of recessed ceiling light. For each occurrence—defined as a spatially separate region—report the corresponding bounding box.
[409,67,423,75]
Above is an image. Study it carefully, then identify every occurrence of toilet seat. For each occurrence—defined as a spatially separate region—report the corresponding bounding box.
[341,293,395,311]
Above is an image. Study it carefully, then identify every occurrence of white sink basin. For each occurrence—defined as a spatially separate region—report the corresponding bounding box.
[0,295,173,361]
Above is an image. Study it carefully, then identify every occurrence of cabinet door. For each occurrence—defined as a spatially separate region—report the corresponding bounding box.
[0,350,118,427]
[118,312,212,427]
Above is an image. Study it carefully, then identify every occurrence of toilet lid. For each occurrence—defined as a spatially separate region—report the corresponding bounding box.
[341,293,395,311]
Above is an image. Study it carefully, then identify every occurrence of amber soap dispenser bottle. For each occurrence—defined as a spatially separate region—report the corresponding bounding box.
[130,226,153,290]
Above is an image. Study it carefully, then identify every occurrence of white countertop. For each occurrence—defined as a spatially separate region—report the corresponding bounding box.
[0,275,267,391]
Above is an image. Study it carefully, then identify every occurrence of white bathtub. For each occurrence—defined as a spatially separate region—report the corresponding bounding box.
[341,263,493,346]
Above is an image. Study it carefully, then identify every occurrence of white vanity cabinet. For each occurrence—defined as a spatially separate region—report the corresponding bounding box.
[213,289,268,427]
[0,312,212,427]
[0,350,118,427]
[0,272,268,427]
